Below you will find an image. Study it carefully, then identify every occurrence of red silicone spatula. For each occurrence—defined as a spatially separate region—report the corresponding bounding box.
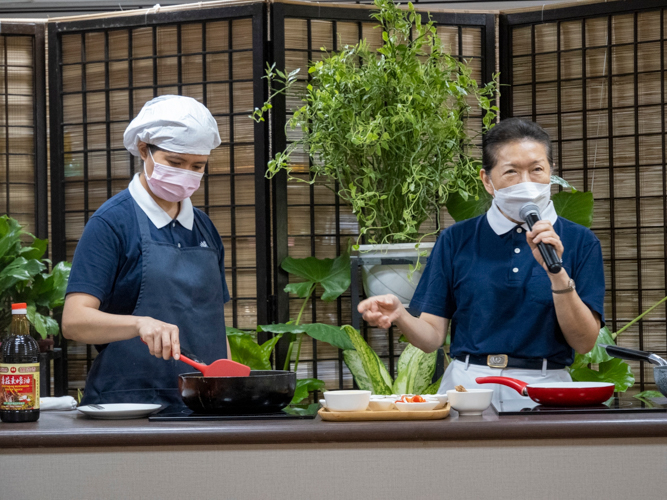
[140,339,250,377]
[179,354,251,377]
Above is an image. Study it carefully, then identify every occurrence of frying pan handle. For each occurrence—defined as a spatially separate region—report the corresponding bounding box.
[600,344,667,366]
[476,376,529,396]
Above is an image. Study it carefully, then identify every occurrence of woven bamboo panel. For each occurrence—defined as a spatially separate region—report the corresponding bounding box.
[0,35,36,234]
[282,13,488,391]
[57,15,260,392]
[509,6,667,391]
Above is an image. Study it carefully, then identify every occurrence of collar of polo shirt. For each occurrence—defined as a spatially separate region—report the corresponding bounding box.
[486,199,558,236]
[128,173,194,230]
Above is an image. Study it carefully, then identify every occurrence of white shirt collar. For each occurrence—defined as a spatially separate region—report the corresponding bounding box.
[128,173,194,230]
[486,200,558,236]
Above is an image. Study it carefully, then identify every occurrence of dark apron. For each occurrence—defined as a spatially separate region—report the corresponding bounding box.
[81,199,227,406]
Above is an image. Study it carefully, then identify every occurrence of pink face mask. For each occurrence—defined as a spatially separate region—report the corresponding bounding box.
[144,149,204,203]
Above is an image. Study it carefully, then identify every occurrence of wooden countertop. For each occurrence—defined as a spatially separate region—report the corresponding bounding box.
[2,407,667,449]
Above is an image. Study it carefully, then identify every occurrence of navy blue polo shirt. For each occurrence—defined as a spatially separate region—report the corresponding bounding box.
[409,211,605,366]
[66,188,230,317]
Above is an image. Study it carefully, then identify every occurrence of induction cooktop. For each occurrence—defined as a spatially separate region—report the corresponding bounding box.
[149,403,320,421]
[492,395,667,415]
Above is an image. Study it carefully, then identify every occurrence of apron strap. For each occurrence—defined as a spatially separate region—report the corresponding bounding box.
[132,198,153,243]
[192,209,219,252]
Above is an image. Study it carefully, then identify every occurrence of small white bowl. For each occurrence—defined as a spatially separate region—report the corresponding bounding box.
[323,390,371,412]
[424,394,448,410]
[446,389,493,416]
[395,401,440,412]
[368,399,395,411]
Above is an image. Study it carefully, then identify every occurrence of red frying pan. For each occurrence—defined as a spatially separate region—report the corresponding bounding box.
[476,377,615,407]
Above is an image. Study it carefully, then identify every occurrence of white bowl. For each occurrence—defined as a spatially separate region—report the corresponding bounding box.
[424,394,448,410]
[323,390,371,412]
[318,399,328,409]
[368,399,395,411]
[395,401,440,412]
[446,389,493,416]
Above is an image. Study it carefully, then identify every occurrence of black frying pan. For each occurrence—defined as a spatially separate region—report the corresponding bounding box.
[178,370,296,414]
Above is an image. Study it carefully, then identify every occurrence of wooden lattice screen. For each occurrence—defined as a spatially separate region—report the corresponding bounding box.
[272,1,495,390]
[48,3,269,393]
[0,22,47,240]
[501,0,667,392]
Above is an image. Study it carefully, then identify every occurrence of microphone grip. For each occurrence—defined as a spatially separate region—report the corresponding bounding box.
[524,213,562,274]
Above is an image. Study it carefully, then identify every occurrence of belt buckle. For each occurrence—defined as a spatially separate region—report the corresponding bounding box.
[487,354,508,369]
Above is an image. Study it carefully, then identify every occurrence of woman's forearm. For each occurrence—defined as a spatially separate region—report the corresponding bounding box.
[62,296,140,344]
[394,309,448,353]
[549,270,600,354]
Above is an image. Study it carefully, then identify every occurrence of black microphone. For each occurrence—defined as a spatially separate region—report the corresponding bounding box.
[519,203,562,274]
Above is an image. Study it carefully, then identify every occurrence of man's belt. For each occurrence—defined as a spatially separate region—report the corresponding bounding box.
[458,354,566,370]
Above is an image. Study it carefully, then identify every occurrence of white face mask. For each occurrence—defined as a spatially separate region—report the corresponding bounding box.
[491,181,551,222]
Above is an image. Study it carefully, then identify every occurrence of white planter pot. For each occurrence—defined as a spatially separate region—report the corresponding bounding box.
[357,242,435,306]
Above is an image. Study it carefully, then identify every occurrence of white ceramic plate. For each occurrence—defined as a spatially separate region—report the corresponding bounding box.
[78,403,162,420]
[394,401,440,412]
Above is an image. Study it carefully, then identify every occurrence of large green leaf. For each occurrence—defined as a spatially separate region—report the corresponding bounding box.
[258,322,355,351]
[393,344,437,394]
[569,357,635,392]
[343,325,393,394]
[0,257,45,292]
[281,252,351,301]
[19,238,48,261]
[570,326,615,369]
[446,188,492,222]
[634,390,664,406]
[411,350,438,394]
[422,374,443,395]
[343,350,373,391]
[227,332,283,370]
[291,378,326,404]
[0,216,24,261]
[552,190,594,228]
[25,305,59,339]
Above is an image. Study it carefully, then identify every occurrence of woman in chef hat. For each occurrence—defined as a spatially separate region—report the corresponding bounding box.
[62,95,231,406]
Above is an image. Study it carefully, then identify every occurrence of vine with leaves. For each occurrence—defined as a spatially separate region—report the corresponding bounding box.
[253,0,499,253]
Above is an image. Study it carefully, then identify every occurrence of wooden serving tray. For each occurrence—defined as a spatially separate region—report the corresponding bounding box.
[318,403,450,422]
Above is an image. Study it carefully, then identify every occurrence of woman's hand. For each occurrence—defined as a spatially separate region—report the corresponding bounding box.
[526,220,564,272]
[136,317,181,360]
[357,294,404,329]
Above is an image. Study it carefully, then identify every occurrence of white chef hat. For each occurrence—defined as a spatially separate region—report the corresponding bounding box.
[123,95,221,157]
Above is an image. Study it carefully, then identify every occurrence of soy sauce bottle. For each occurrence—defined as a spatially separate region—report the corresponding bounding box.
[1,303,40,422]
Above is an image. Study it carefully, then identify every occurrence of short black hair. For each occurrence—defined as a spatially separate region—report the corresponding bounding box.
[482,118,553,172]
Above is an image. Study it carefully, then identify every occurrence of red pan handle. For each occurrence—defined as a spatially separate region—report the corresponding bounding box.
[476,376,529,396]
[140,339,208,374]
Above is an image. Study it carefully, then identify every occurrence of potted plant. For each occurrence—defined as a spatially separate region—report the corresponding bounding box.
[253,0,499,305]
[227,251,357,403]
[0,215,71,352]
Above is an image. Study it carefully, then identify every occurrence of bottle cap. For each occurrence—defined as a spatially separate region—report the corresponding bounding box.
[12,303,27,314]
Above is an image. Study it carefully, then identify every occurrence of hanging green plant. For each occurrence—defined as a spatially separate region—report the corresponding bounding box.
[254,0,499,250]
